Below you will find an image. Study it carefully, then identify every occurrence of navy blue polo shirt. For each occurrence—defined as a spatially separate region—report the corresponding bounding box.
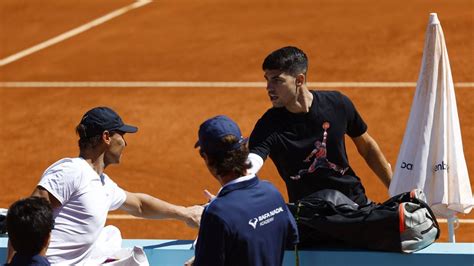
[7,253,50,266]
[194,175,298,266]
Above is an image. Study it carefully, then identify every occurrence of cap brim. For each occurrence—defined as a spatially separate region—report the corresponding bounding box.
[118,124,138,133]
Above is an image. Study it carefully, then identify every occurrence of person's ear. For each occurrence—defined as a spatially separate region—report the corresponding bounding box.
[102,131,112,145]
[296,73,305,86]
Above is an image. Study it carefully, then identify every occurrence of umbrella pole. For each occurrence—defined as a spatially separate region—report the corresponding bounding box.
[447,216,456,243]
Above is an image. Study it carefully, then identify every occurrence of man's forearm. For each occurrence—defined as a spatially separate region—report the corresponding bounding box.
[129,193,186,219]
[122,192,203,227]
[354,133,393,188]
[365,145,392,188]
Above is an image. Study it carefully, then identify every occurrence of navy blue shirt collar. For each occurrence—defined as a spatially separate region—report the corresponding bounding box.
[218,175,259,197]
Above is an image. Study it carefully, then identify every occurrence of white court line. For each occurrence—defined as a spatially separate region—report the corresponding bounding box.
[0,0,152,67]
[0,81,472,88]
[106,214,474,224]
[437,218,474,224]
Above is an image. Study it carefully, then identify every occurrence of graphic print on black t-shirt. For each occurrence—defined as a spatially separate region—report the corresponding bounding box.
[290,121,348,180]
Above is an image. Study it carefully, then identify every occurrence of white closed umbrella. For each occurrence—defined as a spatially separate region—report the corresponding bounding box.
[389,13,473,242]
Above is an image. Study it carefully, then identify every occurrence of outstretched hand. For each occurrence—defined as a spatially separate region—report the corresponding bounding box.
[184,205,204,228]
[183,189,217,228]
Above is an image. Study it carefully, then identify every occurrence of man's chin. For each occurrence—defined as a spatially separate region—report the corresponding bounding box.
[104,157,121,167]
[271,102,283,108]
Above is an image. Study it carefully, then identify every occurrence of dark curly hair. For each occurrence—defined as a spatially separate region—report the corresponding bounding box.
[203,135,252,177]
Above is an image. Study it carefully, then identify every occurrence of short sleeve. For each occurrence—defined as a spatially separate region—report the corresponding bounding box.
[249,115,276,160]
[341,93,367,137]
[38,163,78,204]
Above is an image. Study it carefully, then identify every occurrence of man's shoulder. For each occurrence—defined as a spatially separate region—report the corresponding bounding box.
[43,157,83,173]
[41,158,92,183]
[207,187,253,211]
[311,90,355,110]
[259,179,282,193]
[311,89,344,99]
[260,107,284,120]
[209,180,284,212]
[259,180,287,203]
[202,198,232,226]
[253,107,286,132]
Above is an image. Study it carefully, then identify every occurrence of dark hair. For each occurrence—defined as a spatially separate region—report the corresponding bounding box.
[262,46,308,76]
[76,124,122,150]
[76,124,103,150]
[7,197,54,256]
[203,135,252,177]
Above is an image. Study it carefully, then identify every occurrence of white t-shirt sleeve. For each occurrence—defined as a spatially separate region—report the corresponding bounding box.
[247,153,264,175]
[38,161,78,204]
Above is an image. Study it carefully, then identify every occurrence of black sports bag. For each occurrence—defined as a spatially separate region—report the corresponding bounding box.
[288,189,440,253]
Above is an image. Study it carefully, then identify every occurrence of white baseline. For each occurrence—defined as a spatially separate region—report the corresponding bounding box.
[0,81,472,88]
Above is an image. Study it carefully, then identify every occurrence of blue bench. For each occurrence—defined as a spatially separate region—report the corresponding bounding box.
[1,238,473,265]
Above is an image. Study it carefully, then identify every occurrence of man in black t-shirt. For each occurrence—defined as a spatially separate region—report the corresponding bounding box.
[248,46,392,206]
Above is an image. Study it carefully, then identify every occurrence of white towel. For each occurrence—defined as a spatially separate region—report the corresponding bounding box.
[83,225,150,266]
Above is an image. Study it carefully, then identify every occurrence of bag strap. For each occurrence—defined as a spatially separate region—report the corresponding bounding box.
[294,202,302,266]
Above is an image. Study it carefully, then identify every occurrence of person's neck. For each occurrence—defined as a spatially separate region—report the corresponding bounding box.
[39,236,50,257]
[286,86,313,113]
[79,149,106,176]
[218,171,247,186]
[39,246,48,257]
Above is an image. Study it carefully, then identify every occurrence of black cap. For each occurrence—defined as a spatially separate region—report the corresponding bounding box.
[79,107,138,138]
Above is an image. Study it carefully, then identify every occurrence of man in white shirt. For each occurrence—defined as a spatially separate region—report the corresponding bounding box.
[7,106,204,265]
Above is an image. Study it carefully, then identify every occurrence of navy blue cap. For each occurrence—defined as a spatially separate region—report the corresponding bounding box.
[195,115,247,154]
[79,107,138,138]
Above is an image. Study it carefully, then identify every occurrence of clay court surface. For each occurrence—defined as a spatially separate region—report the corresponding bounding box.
[0,0,472,242]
